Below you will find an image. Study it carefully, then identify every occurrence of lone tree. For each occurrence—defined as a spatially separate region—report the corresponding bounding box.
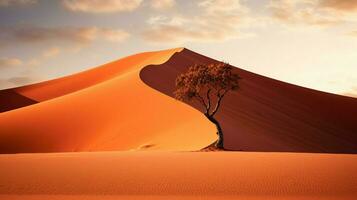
[174,62,240,149]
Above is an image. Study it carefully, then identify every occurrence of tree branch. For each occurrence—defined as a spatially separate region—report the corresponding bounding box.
[210,89,228,117]
[195,94,208,113]
[206,89,212,114]
[218,89,228,98]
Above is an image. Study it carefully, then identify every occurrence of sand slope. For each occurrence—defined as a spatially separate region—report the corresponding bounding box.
[0,48,216,153]
[140,48,357,153]
[0,152,356,199]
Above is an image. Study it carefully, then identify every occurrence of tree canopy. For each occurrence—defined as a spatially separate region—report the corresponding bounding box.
[174,62,240,117]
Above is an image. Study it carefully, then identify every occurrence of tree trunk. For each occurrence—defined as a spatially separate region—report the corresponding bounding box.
[205,114,224,149]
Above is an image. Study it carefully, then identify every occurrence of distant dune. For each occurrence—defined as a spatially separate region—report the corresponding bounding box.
[0,48,356,153]
[0,152,356,199]
[0,48,215,153]
[0,89,37,113]
[140,48,357,153]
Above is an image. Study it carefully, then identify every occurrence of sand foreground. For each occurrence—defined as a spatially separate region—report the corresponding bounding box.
[0,151,356,199]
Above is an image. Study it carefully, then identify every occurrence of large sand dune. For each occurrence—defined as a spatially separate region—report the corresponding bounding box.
[0,151,356,199]
[0,47,356,153]
[140,48,357,153]
[0,48,216,153]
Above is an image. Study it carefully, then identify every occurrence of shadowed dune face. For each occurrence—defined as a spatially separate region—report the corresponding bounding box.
[140,48,357,153]
[0,90,38,113]
[0,48,216,153]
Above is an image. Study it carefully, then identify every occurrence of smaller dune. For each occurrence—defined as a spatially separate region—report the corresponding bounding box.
[0,89,37,113]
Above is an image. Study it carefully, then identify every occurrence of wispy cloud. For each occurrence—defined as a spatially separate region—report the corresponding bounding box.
[268,0,357,27]
[346,30,357,37]
[319,0,357,12]
[42,47,61,58]
[7,76,33,85]
[0,47,60,71]
[143,0,252,44]
[0,26,130,46]
[0,0,37,7]
[99,28,130,42]
[0,72,40,89]
[0,58,23,69]
[62,0,142,13]
[150,0,175,10]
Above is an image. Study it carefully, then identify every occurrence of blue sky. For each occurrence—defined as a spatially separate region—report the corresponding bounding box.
[0,0,356,97]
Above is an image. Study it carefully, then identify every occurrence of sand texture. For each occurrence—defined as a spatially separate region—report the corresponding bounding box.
[0,152,356,199]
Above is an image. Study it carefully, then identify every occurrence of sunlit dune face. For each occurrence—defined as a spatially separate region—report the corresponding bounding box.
[0,48,216,153]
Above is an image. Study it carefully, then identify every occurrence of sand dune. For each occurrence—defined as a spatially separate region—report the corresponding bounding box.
[0,48,216,153]
[0,48,185,111]
[1,47,356,153]
[0,151,356,199]
[140,48,357,153]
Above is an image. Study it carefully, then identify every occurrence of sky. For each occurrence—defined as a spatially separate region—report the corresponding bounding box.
[0,0,356,97]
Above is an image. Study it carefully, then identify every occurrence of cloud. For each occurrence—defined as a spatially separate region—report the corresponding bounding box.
[0,0,37,7]
[0,58,23,68]
[268,0,340,26]
[0,26,130,47]
[319,0,357,12]
[143,0,251,44]
[346,30,357,37]
[42,47,61,58]
[62,0,142,13]
[0,77,32,89]
[268,0,357,27]
[0,26,97,44]
[99,28,130,42]
[7,76,33,85]
[150,0,175,10]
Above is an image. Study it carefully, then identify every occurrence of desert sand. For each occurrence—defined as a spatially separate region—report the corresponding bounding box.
[0,48,216,153]
[0,151,356,200]
[0,48,356,199]
[141,48,357,153]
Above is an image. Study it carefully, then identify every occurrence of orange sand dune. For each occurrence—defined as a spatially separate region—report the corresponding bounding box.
[0,48,216,153]
[140,48,357,153]
[0,49,185,112]
[0,152,356,199]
